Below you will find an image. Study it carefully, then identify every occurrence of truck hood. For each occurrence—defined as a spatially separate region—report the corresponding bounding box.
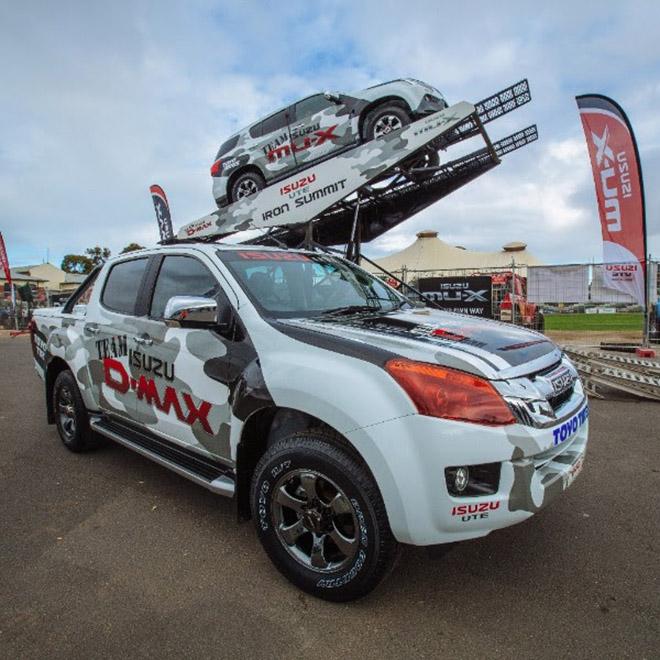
[276,308,561,380]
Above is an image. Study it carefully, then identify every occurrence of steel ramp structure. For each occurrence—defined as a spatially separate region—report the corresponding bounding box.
[171,80,536,249]
[252,124,538,248]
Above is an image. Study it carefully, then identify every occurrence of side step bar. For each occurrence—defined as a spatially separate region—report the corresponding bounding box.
[91,417,235,497]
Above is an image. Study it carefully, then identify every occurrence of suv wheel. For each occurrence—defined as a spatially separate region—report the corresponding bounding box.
[362,102,411,141]
[229,170,266,203]
[251,432,399,602]
[53,370,99,452]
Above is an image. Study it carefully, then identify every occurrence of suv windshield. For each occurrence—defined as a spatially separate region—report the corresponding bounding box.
[218,250,410,318]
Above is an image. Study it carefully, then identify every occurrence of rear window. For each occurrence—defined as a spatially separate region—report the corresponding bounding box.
[215,135,240,159]
[101,258,149,315]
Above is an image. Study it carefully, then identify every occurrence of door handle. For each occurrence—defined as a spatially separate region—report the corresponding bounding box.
[133,335,153,346]
[84,324,99,335]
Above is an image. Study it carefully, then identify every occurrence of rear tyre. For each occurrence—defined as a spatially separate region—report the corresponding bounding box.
[251,432,399,602]
[53,370,99,452]
[361,102,411,141]
[229,170,266,203]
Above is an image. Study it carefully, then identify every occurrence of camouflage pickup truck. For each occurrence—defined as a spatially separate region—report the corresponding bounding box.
[30,244,588,601]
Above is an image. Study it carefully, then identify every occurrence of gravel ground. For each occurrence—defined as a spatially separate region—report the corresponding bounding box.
[1,336,658,659]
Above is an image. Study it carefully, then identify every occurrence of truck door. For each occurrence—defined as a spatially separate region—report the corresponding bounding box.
[129,253,235,463]
[81,256,152,423]
[288,94,356,170]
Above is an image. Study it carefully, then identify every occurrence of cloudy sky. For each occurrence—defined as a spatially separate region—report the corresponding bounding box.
[1,0,659,268]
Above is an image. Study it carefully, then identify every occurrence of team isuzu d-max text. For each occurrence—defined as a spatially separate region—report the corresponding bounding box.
[30,245,588,601]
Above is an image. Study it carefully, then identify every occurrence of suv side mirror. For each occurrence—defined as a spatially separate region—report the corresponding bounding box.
[323,91,342,104]
[164,295,232,330]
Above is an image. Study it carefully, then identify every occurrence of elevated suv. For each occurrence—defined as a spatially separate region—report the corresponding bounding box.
[210,78,448,207]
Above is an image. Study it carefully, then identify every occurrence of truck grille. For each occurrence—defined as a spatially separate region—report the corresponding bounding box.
[547,385,574,412]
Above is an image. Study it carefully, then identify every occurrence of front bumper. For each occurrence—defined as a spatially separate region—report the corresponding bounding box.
[346,397,588,546]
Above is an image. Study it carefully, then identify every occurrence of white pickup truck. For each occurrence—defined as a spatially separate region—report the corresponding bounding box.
[30,244,588,601]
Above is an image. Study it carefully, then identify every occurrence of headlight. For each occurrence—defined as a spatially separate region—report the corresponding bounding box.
[385,358,515,426]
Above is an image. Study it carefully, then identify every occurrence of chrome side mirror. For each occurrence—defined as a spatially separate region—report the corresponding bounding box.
[164,296,218,326]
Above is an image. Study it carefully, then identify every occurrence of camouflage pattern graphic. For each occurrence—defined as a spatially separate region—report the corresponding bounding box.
[34,298,235,463]
[183,101,474,240]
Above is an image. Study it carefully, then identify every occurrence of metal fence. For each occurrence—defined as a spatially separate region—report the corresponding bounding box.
[379,260,660,347]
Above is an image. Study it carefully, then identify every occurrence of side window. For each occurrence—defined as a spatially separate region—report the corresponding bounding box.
[294,94,333,120]
[150,256,220,319]
[258,109,289,137]
[249,122,263,139]
[216,134,239,158]
[65,270,99,311]
[101,258,149,315]
[77,278,96,306]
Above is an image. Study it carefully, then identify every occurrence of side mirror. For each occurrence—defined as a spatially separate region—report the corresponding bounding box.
[323,91,342,104]
[164,295,232,330]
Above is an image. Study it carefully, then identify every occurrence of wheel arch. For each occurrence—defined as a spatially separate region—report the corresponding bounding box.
[235,405,372,520]
[45,356,71,424]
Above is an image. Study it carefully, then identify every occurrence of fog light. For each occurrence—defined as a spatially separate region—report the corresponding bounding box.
[454,466,470,493]
[445,463,501,497]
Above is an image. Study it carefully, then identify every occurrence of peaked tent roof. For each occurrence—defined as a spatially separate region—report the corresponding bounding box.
[365,230,543,274]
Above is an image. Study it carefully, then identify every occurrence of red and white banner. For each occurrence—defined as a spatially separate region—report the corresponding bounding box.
[576,95,647,306]
[0,232,11,287]
[150,184,174,243]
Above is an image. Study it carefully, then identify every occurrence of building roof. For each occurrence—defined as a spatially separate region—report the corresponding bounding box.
[365,230,543,274]
[6,268,47,282]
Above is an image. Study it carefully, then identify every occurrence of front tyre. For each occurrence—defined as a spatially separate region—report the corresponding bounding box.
[361,102,411,141]
[53,370,99,452]
[251,433,398,602]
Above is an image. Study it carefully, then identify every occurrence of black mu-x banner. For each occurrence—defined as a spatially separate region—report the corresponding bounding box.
[418,276,492,318]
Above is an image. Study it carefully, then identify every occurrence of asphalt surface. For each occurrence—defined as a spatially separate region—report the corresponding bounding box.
[1,336,658,659]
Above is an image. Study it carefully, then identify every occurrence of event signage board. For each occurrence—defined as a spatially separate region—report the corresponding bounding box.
[418,275,492,318]
[576,94,647,306]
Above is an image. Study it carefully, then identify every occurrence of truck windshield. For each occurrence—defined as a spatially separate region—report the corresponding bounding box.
[217,250,410,318]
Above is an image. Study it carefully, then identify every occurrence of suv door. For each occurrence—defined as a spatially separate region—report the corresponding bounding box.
[131,253,235,463]
[288,94,356,170]
[250,107,295,182]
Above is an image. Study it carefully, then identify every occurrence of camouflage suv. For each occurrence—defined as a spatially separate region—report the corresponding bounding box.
[210,78,447,207]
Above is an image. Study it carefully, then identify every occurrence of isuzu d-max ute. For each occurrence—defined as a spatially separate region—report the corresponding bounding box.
[30,244,588,601]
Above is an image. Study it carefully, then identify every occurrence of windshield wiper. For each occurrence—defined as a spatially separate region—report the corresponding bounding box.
[318,305,379,317]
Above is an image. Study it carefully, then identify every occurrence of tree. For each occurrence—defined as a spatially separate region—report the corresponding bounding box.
[85,246,111,266]
[61,254,94,274]
[120,242,146,254]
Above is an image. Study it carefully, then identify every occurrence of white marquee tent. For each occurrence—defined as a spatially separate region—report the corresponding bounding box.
[365,230,543,275]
